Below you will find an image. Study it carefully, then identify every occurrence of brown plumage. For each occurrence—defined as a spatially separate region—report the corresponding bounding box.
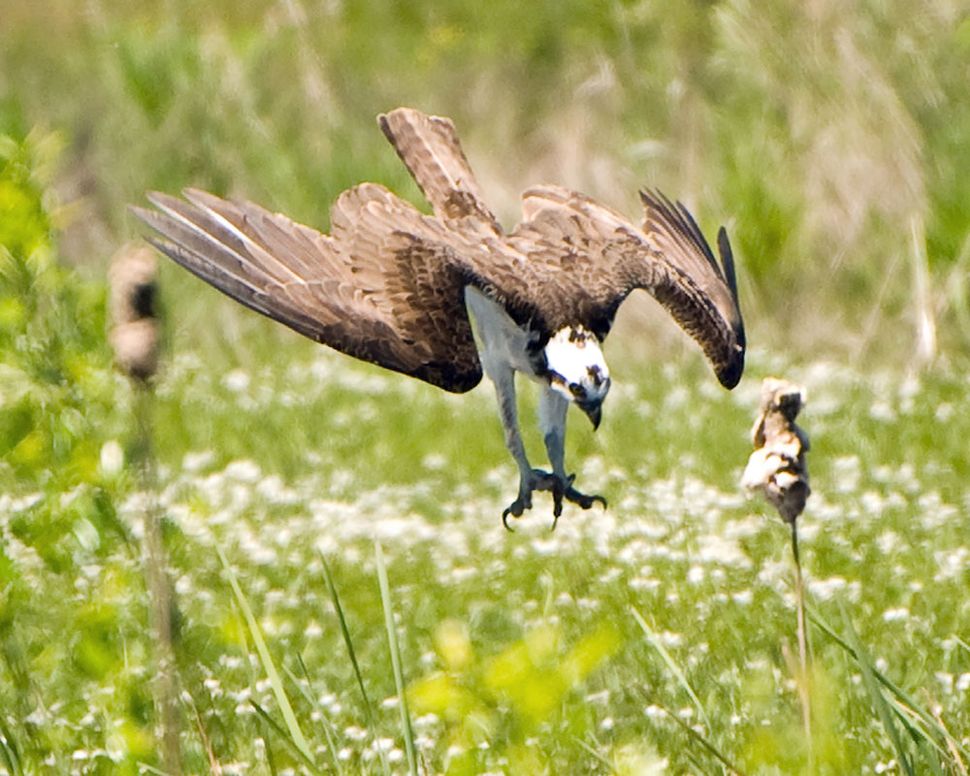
[134,183,486,391]
[134,108,748,525]
[132,107,744,395]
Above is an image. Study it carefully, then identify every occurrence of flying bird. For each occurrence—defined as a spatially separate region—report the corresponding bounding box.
[132,108,745,528]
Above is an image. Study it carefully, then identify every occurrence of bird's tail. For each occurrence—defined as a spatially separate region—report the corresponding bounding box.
[378,108,501,235]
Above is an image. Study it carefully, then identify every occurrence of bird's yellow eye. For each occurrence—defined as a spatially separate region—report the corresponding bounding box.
[569,382,586,399]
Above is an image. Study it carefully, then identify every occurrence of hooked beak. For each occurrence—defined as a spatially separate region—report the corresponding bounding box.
[580,400,603,430]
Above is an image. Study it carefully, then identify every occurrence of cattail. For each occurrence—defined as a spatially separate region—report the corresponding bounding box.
[743,377,814,756]
[109,243,181,771]
[109,243,160,383]
[742,377,810,523]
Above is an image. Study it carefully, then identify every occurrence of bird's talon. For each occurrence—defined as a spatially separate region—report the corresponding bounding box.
[502,502,522,531]
[502,509,515,532]
[502,489,534,530]
[562,486,608,512]
[503,471,605,528]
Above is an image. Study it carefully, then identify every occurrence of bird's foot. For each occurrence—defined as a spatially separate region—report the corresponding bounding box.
[502,469,607,531]
[548,474,608,530]
[502,469,555,530]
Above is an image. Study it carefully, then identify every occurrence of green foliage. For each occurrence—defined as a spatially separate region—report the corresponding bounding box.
[1,3,970,773]
[0,131,152,772]
[2,331,970,771]
[2,0,968,357]
[409,618,621,771]
[0,131,120,489]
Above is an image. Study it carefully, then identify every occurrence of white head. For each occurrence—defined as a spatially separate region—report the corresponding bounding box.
[543,326,612,428]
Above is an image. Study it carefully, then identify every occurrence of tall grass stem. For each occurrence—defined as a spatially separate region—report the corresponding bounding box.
[789,521,812,766]
[320,552,391,776]
[839,603,916,776]
[289,655,344,775]
[375,542,418,776]
[649,699,747,776]
[216,545,315,767]
[631,606,710,731]
[185,692,224,775]
[809,606,970,764]
[134,385,183,775]
[910,214,937,368]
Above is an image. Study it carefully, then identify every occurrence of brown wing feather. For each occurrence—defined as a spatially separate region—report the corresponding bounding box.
[133,108,743,391]
[630,191,745,387]
[508,185,745,387]
[131,187,484,392]
[378,108,501,235]
[638,190,744,334]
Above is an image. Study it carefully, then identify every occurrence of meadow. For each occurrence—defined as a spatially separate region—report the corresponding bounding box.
[1,2,969,774]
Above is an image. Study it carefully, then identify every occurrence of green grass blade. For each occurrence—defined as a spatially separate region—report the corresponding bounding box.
[572,735,614,771]
[838,603,915,776]
[650,699,747,776]
[810,605,970,762]
[250,700,315,771]
[320,552,391,776]
[631,606,711,730]
[290,654,344,776]
[890,698,951,763]
[216,545,315,767]
[0,717,21,776]
[375,542,418,776]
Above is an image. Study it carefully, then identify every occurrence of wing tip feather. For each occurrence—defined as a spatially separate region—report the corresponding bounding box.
[639,187,746,385]
[145,190,182,212]
[716,225,740,304]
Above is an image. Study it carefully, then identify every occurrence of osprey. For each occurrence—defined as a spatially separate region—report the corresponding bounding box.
[132,108,745,528]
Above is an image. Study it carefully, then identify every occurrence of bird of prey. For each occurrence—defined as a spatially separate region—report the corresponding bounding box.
[132,107,745,528]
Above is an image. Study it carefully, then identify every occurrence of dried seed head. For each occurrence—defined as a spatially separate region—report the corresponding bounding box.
[742,377,810,523]
[109,243,160,382]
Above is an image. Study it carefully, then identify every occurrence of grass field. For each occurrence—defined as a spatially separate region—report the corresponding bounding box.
[2,335,969,773]
[2,2,970,774]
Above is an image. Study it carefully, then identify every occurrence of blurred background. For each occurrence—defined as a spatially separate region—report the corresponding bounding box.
[3,3,970,772]
[3,0,969,364]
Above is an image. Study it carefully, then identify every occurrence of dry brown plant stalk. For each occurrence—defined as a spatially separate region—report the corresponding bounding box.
[109,244,182,773]
[742,377,812,760]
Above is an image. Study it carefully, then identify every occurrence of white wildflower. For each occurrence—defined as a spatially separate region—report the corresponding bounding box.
[882,607,909,622]
[99,440,124,476]
[224,459,261,483]
[808,576,847,601]
[222,369,251,393]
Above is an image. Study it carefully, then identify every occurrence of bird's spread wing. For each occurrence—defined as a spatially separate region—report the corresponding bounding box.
[378,110,567,331]
[134,108,743,390]
[637,190,745,387]
[510,185,745,388]
[131,185,484,392]
[378,107,501,236]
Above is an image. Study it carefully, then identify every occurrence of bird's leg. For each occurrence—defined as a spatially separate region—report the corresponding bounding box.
[539,386,607,528]
[539,386,570,488]
[492,369,557,529]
